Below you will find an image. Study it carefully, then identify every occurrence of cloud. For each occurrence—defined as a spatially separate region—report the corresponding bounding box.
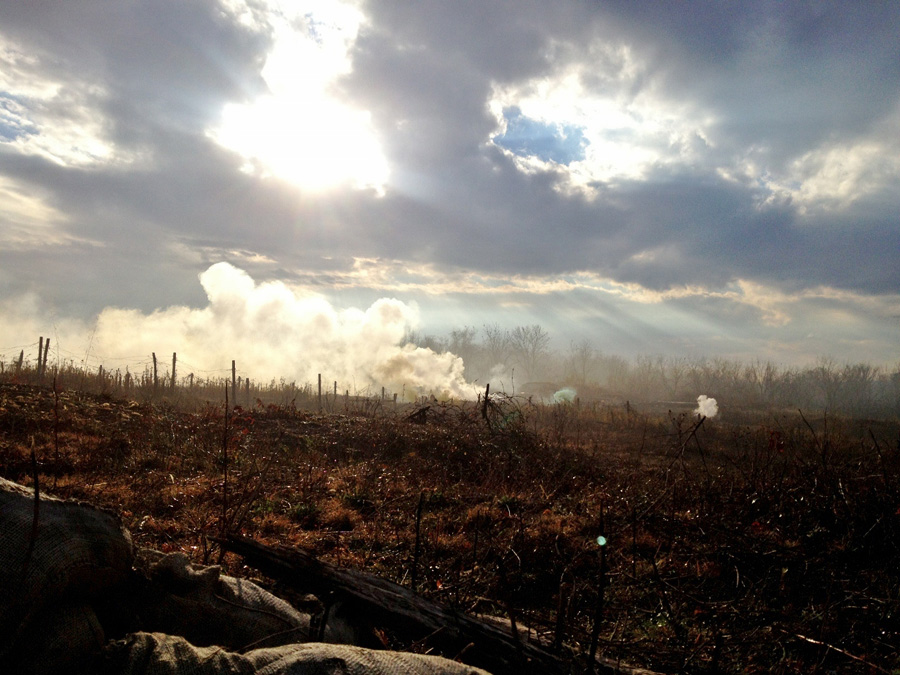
[0,1,898,373]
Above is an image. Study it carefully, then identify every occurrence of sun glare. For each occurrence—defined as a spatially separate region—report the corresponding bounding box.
[209,1,388,194]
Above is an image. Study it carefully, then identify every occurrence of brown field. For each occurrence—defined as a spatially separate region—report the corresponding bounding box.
[1,378,898,673]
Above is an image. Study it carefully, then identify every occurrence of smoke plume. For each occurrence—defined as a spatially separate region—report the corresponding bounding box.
[695,395,718,418]
[5,263,474,399]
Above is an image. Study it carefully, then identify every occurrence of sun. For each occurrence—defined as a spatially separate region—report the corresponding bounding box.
[209,2,388,194]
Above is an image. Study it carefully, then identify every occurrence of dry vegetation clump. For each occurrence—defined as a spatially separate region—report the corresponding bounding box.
[1,380,899,673]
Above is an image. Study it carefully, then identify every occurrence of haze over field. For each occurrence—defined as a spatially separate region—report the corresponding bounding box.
[1,1,898,392]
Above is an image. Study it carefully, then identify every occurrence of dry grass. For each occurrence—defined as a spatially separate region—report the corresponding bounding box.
[1,380,899,673]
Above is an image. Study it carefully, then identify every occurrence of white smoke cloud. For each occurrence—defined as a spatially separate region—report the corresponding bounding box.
[553,387,577,403]
[694,394,718,418]
[3,263,475,399]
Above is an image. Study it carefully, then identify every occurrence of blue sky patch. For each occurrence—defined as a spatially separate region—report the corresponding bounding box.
[0,94,35,142]
[493,107,587,165]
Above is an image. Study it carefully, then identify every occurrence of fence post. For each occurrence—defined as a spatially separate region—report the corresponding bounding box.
[231,360,237,407]
[152,353,158,390]
[41,338,50,377]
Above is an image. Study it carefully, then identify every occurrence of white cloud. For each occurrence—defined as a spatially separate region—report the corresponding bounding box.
[0,34,135,168]
[488,45,715,193]
[0,176,100,249]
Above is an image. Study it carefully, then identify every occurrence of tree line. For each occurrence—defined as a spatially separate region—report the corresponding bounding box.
[405,324,900,417]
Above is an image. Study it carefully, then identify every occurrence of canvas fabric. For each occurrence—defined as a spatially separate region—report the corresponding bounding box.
[103,633,492,675]
[0,476,134,668]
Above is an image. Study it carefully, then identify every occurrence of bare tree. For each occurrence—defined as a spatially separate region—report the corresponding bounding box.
[840,362,879,415]
[664,356,688,400]
[448,326,479,380]
[812,356,842,410]
[566,338,597,386]
[509,324,551,382]
[744,359,780,407]
[482,324,512,372]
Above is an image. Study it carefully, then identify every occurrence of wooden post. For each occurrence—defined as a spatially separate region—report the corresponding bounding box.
[41,338,50,376]
[16,350,23,374]
[231,360,237,407]
[215,534,571,675]
[152,353,158,389]
[245,377,250,407]
[171,353,177,389]
[318,373,322,411]
[38,337,44,376]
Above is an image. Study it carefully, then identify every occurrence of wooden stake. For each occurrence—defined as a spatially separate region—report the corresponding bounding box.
[43,338,50,376]
[221,385,229,542]
[231,360,237,408]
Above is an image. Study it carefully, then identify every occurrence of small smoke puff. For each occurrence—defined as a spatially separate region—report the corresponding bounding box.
[553,387,577,403]
[695,395,718,418]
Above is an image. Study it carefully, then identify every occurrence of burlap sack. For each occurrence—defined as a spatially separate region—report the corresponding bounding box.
[103,632,493,675]
[14,601,106,675]
[140,552,311,650]
[0,477,134,668]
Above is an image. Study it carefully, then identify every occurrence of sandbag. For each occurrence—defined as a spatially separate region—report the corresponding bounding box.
[0,476,134,666]
[14,601,106,675]
[139,551,312,650]
[103,632,493,675]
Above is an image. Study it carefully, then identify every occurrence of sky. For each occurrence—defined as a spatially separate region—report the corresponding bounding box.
[0,1,898,394]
